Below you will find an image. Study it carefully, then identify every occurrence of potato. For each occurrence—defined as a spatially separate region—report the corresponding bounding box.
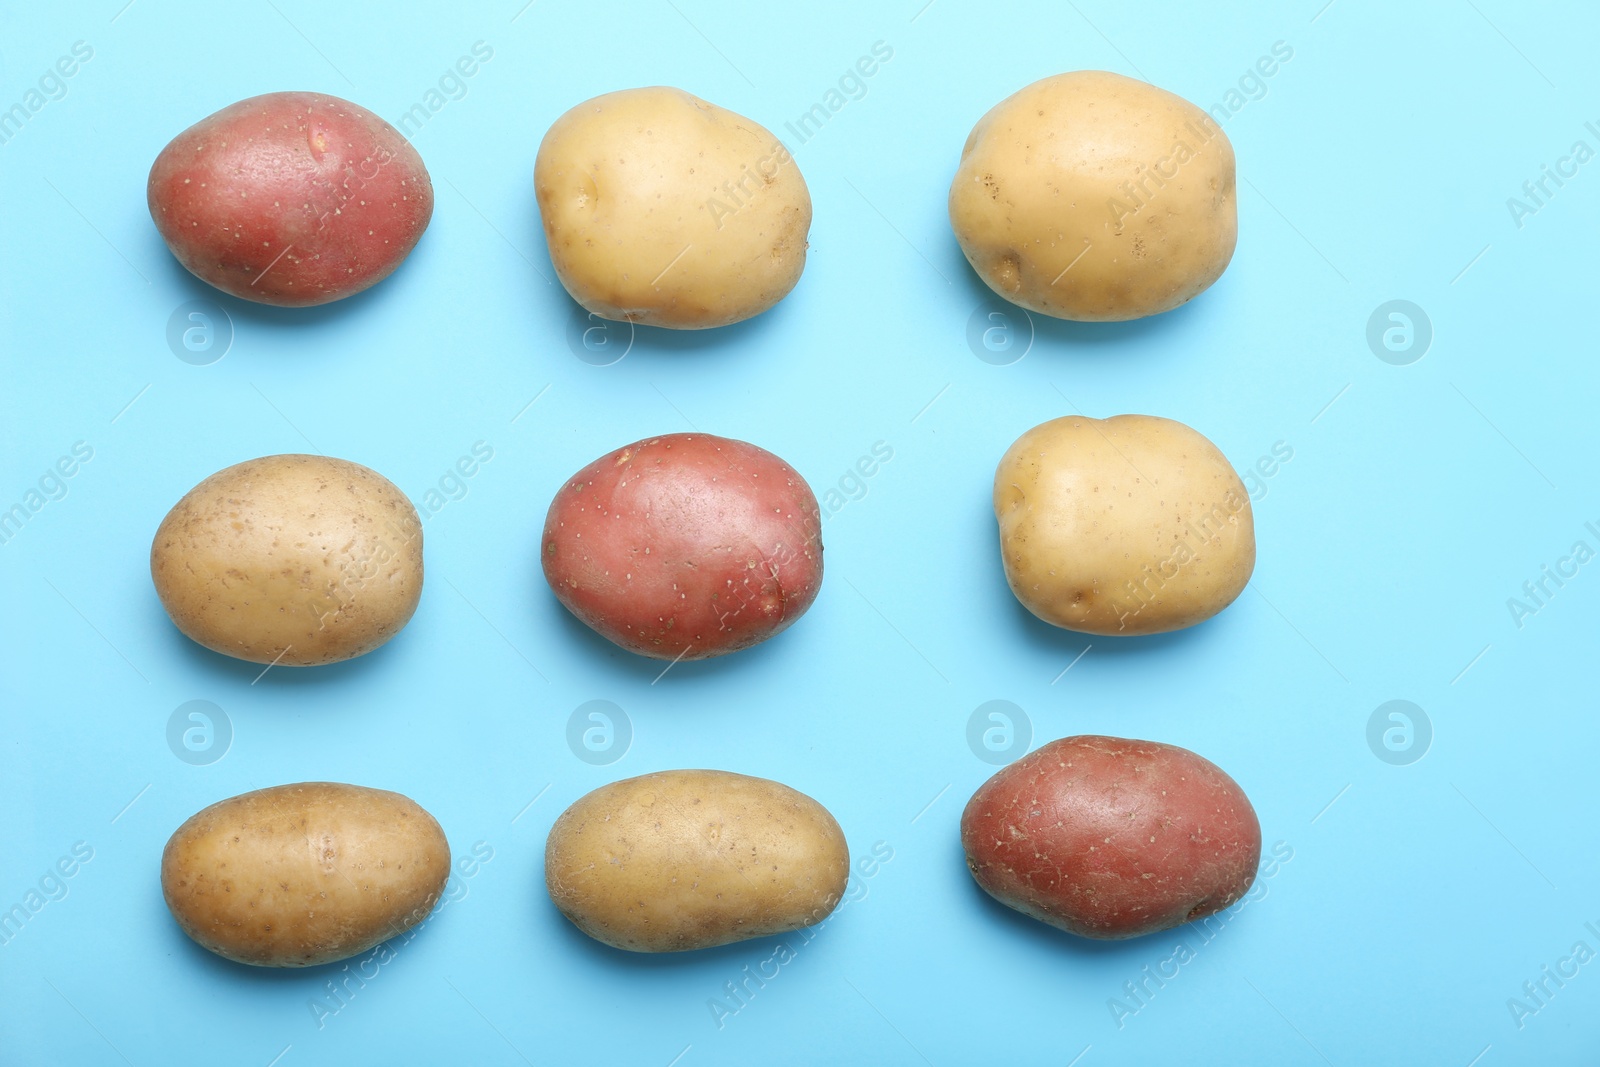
[961,736,1260,940]
[148,91,432,306]
[542,433,822,660]
[161,782,450,967]
[545,770,848,952]
[535,86,811,328]
[949,71,1236,321]
[994,414,1253,635]
[151,454,423,666]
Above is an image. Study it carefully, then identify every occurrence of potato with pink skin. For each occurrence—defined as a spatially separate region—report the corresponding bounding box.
[148,91,433,306]
[961,735,1261,940]
[541,433,822,660]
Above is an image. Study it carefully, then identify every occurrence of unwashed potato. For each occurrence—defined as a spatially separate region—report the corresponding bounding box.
[994,414,1253,635]
[161,782,450,966]
[545,770,849,952]
[542,433,822,660]
[148,91,433,305]
[950,71,1236,321]
[961,736,1260,939]
[151,454,423,666]
[535,86,811,328]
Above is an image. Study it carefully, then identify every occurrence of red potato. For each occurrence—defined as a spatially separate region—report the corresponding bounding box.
[148,91,432,306]
[542,433,822,660]
[961,735,1260,940]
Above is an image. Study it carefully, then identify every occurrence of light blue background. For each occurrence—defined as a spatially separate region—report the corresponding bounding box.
[2,0,1597,1063]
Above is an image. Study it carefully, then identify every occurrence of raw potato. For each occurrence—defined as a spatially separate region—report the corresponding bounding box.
[994,415,1253,635]
[535,86,811,328]
[545,770,849,952]
[949,71,1236,321]
[961,736,1261,940]
[542,433,822,660]
[151,454,423,666]
[161,783,450,967]
[148,91,433,306]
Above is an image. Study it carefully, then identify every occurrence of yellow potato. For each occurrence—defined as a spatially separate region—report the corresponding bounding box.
[950,71,1237,321]
[150,454,423,666]
[535,86,811,329]
[994,415,1254,635]
[545,770,848,952]
[160,783,450,967]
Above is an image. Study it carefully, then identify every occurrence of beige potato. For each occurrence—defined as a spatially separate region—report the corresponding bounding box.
[950,71,1237,321]
[161,783,450,967]
[535,86,811,329]
[151,454,423,666]
[995,415,1254,635]
[545,770,848,952]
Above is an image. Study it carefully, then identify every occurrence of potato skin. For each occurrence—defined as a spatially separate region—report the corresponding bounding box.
[949,71,1236,321]
[148,91,432,306]
[535,86,811,328]
[542,433,822,660]
[161,783,450,967]
[994,414,1253,635]
[151,454,423,666]
[961,736,1260,940]
[545,770,849,952]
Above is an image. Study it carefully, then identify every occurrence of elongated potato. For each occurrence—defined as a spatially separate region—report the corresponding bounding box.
[545,770,848,952]
[994,414,1253,635]
[161,783,450,967]
[151,454,423,666]
[962,736,1261,939]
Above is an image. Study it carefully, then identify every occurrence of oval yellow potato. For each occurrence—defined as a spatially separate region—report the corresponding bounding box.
[150,454,423,666]
[995,415,1254,635]
[535,86,811,329]
[545,770,849,952]
[160,782,450,967]
[950,71,1237,321]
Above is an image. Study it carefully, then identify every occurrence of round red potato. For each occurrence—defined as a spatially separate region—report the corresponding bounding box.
[542,433,822,660]
[961,735,1260,940]
[148,91,432,306]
